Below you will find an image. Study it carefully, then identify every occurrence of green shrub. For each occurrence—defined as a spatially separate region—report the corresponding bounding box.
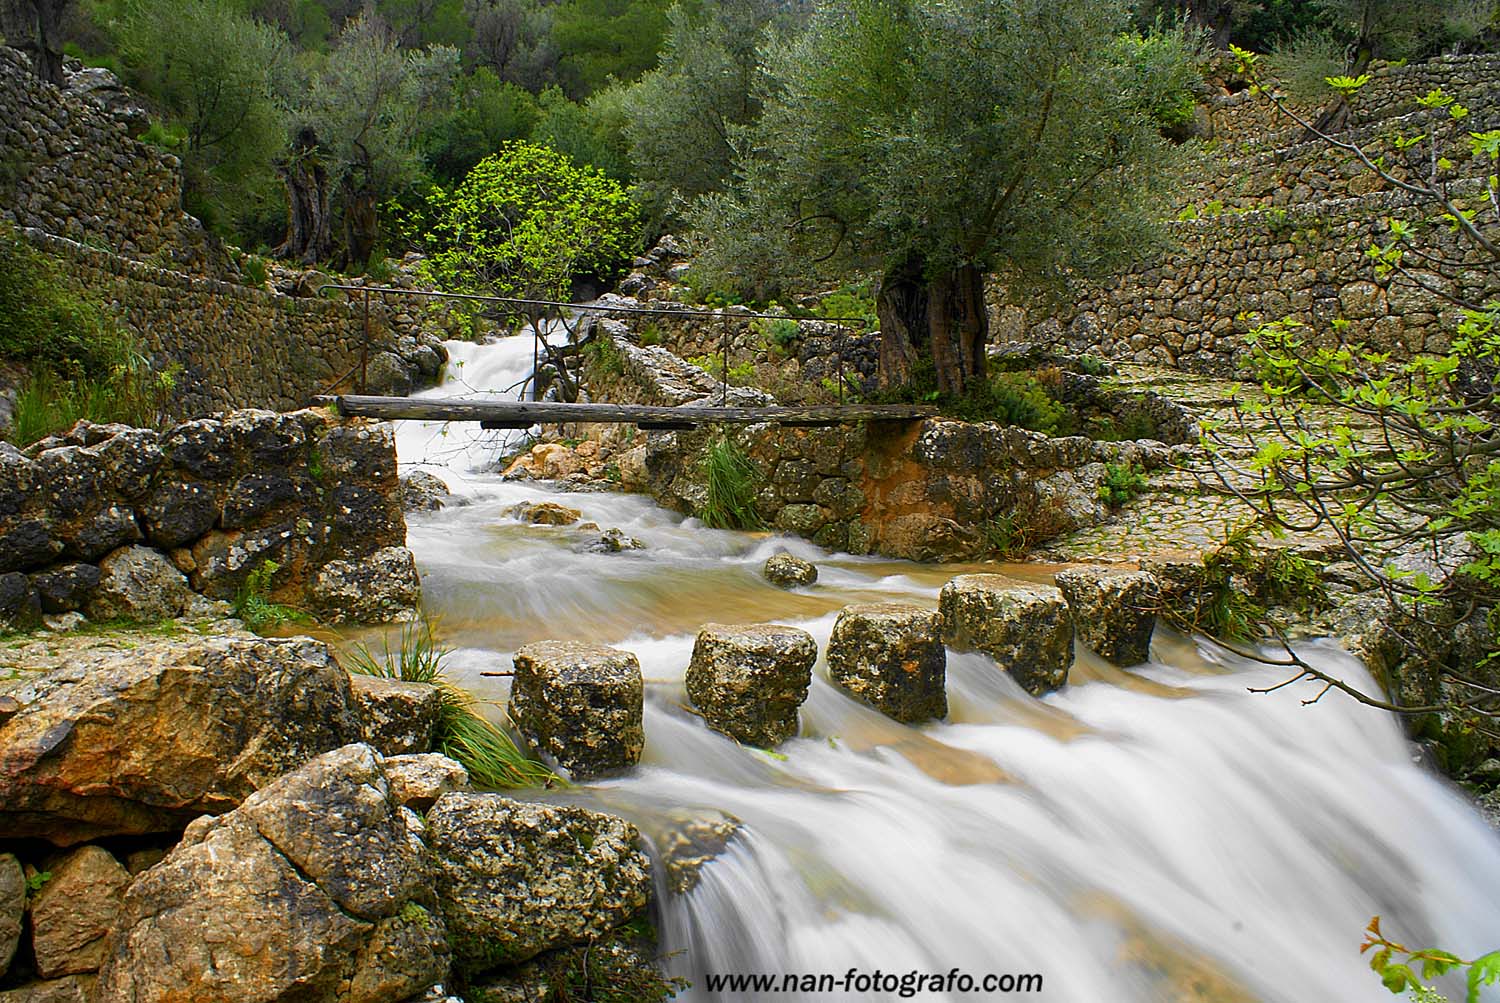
[585,334,626,378]
[231,560,306,633]
[637,323,663,347]
[344,618,558,790]
[423,142,641,301]
[1098,461,1148,507]
[753,317,801,356]
[811,282,878,327]
[698,437,764,530]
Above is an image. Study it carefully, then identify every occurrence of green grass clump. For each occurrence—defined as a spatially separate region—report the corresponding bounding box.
[344,619,557,790]
[230,560,307,633]
[698,437,764,530]
[1,226,176,445]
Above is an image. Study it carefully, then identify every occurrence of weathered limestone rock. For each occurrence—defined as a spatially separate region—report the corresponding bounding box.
[1054,567,1160,667]
[349,675,442,756]
[384,753,470,811]
[0,976,98,1003]
[685,624,817,746]
[97,744,449,1003]
[0,854,21,977]
[310,546,422,624]
[505,501,582,526]
[28,563,101,613]
[466,936,671,1003]
[826,604,947,723]
[31,846,131,978]
[84,546,193,622]
[509,642,644,778]
[584,528,644,553]
[0,636,362,844]
[650,809,742,896]
[763,552,817,589]
[940,576,1074,696]
[425,793,652,971]
[399,471,451,514]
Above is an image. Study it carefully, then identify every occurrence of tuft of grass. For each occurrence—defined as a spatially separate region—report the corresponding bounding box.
[344,619,558,790]
[698,436,764,531]
[230,560,307,633]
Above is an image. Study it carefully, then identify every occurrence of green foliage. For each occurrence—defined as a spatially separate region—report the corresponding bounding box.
[698,436,764,530]
[810,282,879,327]
[753,317,800,356]
[1267,27,1350,102]
[231,560,306,633]
[548,0,673,99]
[1168,522,1329,641]
[344,618,557,789]
[689,0,1193,301]
[423,142,641,300]
[116,0,292,236]
[585,334,626,378]
[298,12,460,266]
[620,0,800,222]
[1,229,175,445]
[423,67,542,184]
[532,84,633,182]
[1362,915,1500,1002]
[1098,461,1149,507]
[980,494,1068,559]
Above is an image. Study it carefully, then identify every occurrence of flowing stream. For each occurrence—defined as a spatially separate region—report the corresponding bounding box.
[394,333,1500,1002]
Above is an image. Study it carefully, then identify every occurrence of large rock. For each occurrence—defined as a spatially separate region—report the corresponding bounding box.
[509,642,644,779]
[763,552,817,589]
[384,753,469,811]
[399,471,451,514]
[83,546,194,623]
[0,976,98,1003]
[28,564,101,614]
[425,793,652,972]
[0,636,362,844]
[31,846,131,978]
[1054,567,1160,667]
[0,854,20,977]
[940,576,1074,696]
[504,501,582,526]
[310,546,422,624]
[97,744,449,1003]
[826,604,947,723]
[685,624,817,746]
[349,674,442,756]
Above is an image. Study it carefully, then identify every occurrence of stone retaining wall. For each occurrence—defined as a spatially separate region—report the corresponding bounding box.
[576,327,1183,561]
[0,47,216,273]
[0,408,420,631]
[1206,53,1500,147]
[590,295,880,398]
[991,188,1492,376]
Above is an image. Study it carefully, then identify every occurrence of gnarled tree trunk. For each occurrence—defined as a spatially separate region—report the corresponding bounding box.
[877,256,988,396]
[341,185,379,273]
[274,128,333,266]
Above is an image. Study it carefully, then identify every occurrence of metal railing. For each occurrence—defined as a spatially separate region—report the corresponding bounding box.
[317,283,872,406]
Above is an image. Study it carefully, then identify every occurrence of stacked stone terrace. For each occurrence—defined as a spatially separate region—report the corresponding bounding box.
[0,47,441,418]
[993,53,1500,376]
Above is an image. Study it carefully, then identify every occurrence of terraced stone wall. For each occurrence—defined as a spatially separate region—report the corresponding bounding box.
[993,53,1500,376]
[0,409,419,632]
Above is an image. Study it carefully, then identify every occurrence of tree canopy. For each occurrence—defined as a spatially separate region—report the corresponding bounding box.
[691,0,1194,394]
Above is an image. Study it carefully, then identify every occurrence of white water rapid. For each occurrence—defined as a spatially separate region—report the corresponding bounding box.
[394,332,1500,1002]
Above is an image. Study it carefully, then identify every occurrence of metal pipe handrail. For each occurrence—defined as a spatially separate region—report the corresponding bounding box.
[316,281,870,405]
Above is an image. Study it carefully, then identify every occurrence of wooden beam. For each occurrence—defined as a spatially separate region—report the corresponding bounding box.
[325,395,939,426]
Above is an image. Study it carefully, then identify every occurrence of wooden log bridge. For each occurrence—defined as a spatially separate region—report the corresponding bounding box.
[321,395,939,430]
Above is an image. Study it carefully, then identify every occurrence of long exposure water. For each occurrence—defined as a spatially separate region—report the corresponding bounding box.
[394,332,1500,1002]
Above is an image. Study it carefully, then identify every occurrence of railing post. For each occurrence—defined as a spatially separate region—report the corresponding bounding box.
[359,289,370,394]
[720,310,729,407]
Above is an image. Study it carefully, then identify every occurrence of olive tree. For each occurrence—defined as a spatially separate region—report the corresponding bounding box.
[294,11,457,267]
[691,0,1194,395]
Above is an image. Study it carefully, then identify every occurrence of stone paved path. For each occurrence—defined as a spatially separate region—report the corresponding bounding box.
[1045,364,1372,564]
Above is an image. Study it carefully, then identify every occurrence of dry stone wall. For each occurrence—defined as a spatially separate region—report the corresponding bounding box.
[993,53,1500,376]
[0,409,420,632]
[1,47,444,417]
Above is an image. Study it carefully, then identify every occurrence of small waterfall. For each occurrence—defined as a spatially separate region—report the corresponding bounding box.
[395,335,1500,1003]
